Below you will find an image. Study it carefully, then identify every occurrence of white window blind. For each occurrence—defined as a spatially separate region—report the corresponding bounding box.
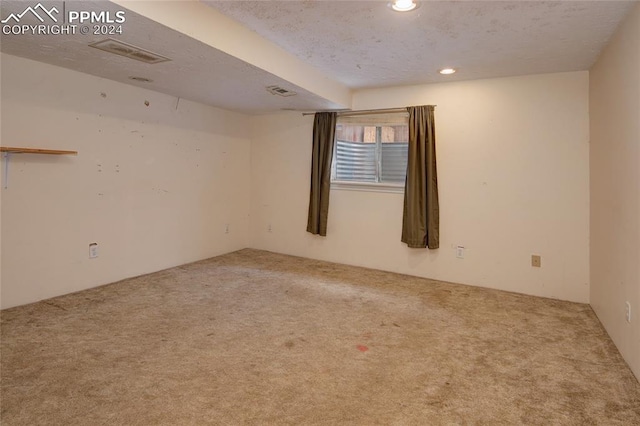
[332,112,409,185]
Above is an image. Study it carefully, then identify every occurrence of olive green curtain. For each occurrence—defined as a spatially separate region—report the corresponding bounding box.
[401,105,439,249]
[307,112,337,236]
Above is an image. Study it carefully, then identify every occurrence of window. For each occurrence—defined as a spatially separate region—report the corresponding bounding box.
[331,112,408,190]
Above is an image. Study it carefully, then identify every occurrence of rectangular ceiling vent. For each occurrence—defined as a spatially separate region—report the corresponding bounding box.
[89,38,171,64]
[266,85,297,97]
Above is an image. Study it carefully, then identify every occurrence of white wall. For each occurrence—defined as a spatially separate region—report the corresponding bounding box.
[0,54,251,309]
[250,72,590,303]
[589,3,640,379]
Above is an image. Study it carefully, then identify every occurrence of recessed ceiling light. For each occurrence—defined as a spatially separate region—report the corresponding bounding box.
[129,76,153,83]
[389,0,418,12]
[439,68,457,75]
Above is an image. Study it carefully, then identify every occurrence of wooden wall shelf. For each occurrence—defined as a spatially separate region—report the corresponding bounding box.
[0,147,77,155]
[1,147,78,189]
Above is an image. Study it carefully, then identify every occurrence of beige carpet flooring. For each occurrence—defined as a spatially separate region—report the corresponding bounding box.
[1,249,639,425]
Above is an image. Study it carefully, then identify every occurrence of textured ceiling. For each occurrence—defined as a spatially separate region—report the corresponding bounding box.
[206,0,636,88]
[0,1,343,114]
[0,1,636,113]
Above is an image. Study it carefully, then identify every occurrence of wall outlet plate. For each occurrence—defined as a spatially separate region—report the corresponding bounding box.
[456,246,465,259]
[89,243,98,259]
[531,255,541,267]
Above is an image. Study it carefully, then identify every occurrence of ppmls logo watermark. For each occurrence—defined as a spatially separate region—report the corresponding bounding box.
[2,2,126,35]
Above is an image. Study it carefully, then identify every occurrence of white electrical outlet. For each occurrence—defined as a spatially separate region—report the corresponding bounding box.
[89,243,98,259]
[625,301,631,323]
[456,246,465,259]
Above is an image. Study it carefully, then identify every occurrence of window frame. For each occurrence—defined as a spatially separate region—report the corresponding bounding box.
[330,180,405,194]
[330,113,408,194]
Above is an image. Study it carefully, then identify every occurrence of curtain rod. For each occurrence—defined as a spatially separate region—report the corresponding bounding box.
[301,106,436,117]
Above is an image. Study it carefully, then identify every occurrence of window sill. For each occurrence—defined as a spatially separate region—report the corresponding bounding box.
[331,181,405,194]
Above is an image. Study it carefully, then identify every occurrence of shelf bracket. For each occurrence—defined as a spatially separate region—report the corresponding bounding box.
[3,152,10,189]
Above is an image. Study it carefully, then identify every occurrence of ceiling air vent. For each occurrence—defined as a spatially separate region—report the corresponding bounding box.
[89,38,171,64]
[266,85,297,97]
